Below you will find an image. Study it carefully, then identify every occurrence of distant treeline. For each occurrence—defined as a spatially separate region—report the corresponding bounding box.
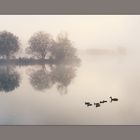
[85,47,127,55]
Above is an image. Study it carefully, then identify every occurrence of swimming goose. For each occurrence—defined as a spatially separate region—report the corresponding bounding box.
[100,100,107,103]
[94,103,100,107]
[110,97,118,102]
[85,102,92,107]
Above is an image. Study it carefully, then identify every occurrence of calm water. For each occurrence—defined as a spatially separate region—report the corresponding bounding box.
[0,50,140,125]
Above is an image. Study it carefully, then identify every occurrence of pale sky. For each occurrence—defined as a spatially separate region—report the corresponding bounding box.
[0,15,139,50]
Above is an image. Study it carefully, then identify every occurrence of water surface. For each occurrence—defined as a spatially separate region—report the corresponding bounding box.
[0,50,139,125]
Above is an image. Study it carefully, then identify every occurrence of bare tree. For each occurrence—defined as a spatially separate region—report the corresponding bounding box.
[0,31,20,59]
[26,31,54,59]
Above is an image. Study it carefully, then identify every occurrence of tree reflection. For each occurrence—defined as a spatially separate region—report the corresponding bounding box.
[29,63,78,94]
[30,67,53,91]
[0,66,20,92]
[51,65,76,94]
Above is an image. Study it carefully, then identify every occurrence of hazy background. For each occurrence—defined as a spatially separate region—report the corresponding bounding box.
[0,15,140,51]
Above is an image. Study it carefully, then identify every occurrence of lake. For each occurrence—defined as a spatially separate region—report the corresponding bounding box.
[0,49,139,125]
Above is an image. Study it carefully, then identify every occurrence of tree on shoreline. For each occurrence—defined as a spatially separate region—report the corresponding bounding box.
[26,31,54,59]
[0,31,20,59]
[50,33,80,65]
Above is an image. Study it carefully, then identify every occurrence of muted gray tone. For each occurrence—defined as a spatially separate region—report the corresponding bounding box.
[0,126,138,140]
[0,0,140,14]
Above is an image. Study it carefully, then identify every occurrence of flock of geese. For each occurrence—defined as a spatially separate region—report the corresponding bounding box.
[85,97,118,107]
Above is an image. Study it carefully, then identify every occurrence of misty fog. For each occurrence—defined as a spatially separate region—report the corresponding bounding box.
[0,15,139,125]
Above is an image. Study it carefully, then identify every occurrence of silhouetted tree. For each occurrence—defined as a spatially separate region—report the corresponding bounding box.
[26,31,54,59]
[0,31,20,59]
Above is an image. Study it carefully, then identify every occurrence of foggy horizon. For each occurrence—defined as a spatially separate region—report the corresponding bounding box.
[0,15,140,51]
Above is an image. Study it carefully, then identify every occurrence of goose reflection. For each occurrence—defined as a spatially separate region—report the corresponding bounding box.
[0,66,20,92]
[29,64,77,94]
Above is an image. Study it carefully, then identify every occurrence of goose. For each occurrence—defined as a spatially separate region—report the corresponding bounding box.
[100,100,107,103]
[94,103,100,107]
[85,102,92,107]
[110,97,118,102]
[86,103,92,107]
[85,102,90,105]
[103,100,107,103]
